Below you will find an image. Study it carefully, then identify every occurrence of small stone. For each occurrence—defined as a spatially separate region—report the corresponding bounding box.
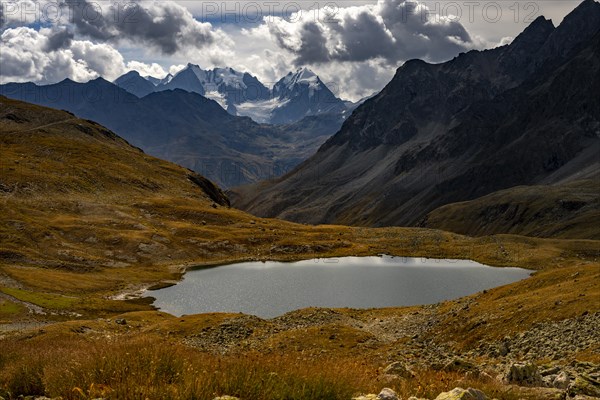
[213,397,240,400]
[377,388,399,400]
[115,318,127,325]
[541,366,561,376]
[498,341,510,356]
[352,395,378,400]
[553,371,570,389]
[435,387,487,400]
[479,371,495,381]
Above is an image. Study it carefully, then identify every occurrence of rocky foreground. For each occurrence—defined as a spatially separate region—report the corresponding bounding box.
[3,304,597,400]
[188,309,600,400]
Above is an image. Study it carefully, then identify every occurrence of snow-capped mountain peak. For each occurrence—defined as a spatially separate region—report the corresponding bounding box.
[211,67,248,90]
[160,64,255,93]
[267,67,347,124]
[281,67,319,88]
[142,64,270,111]
[273,67,329,100]
[114,64,350,125]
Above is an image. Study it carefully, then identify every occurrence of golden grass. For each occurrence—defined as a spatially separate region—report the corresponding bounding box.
[435,261,600,346]
[0,333,378,399]
[0,331,532,400]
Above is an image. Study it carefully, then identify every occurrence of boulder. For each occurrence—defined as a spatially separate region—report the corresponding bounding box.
[567,374,600,397]
[434,387,487,400]
[505,362,542,385]
[383,361,415,378]
[552,371,570,389]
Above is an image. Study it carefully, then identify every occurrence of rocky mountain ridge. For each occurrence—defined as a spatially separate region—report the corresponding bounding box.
[231,0,600,239]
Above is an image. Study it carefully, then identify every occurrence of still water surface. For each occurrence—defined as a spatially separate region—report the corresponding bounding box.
[150,256,532,318]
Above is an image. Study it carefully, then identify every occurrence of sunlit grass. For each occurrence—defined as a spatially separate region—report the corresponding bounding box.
[0,333,530,400]
[0,288,79,310]
[0,298,27,321]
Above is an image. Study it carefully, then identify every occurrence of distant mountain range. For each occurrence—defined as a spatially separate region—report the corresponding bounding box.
[0,77,343,188]
[113,65,354,125]
[231,0,600,239]
[0,64,359,187]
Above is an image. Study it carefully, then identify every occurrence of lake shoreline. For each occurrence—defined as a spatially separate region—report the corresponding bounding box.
[150,255,534,318]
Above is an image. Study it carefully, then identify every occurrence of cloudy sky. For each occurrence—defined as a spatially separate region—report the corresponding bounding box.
[0,0,582,100]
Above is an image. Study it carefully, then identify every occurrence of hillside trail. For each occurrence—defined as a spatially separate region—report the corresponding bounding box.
[4,118,77,134]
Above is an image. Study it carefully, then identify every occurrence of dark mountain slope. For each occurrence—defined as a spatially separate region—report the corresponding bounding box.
[231,2,600,237]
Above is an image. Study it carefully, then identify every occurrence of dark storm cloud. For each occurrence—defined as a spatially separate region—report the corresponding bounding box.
[268,0,478,65]
[64,0,219,55]
[43,27,74,51]
[293,22,331,64]
[329,9,397,62]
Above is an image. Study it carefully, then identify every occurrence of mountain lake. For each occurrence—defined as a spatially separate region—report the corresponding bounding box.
[148,256,533,318]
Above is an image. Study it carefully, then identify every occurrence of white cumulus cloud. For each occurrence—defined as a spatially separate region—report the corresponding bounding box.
[0,26,184,84]
[261,0,487,66]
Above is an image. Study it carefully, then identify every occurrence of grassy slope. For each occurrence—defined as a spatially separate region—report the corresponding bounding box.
[422,179,600,239]
[0,97,598,398]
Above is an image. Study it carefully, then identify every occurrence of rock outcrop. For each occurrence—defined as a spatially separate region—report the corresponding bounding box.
[505,362,542,386]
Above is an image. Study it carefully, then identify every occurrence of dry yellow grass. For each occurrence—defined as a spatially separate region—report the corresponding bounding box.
[0,315,546,400]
